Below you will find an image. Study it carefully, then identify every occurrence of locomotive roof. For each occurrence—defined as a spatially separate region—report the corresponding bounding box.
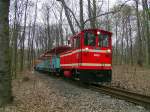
[82,28,112,35]
[70,28,112,39]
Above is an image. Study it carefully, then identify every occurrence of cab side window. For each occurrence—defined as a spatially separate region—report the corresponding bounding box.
[72,37,80,49]
[76,37,80,48]
[73,39,76,49]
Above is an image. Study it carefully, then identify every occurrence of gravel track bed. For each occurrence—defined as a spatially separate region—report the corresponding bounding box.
[0,71,149,112]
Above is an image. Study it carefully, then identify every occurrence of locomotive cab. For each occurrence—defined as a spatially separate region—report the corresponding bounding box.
[60,29,112,82]
[82,30,112,68]
[84,31,111,51]
[79,29,112,82]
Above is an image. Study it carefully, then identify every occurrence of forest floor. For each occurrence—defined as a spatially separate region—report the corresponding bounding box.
[0,65,149,112]
[112,65,150,96]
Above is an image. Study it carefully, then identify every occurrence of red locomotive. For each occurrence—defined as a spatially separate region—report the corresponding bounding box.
[35,29,112,83]
[60,29,112,82]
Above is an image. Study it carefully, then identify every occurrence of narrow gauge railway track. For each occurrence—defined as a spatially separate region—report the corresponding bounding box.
[52,76,150,109]
[90,84,150,109]
[36,72,150,109]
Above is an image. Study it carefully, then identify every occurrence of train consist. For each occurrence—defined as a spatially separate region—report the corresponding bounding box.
[34,29,112,83]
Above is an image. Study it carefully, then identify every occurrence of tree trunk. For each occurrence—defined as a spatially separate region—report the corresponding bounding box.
[27,22,32,69]
[59,6,64,45]
[107,0,110,30]
[87,0,92,28]
[121,19,125,64]
[125,20,129,64]
[80,0,84,30]
[0,0,12,106]
[92,0,97,28]
[142,0,150,65]
[57,0,75,34]
[31,0,38,67]
[87,0,97,28]
[12,0,18,77]
[128,16,133,65]
[115,20,118,64]
[135,0,143,66]
[20,0,29,71]
[47,9,52,49]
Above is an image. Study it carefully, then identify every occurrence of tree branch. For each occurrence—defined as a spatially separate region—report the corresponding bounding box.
[65,6,81,29]
[84,0,131,25]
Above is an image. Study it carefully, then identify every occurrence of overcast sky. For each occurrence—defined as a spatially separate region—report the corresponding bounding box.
[37,0,118,9]
[35,0,120,24]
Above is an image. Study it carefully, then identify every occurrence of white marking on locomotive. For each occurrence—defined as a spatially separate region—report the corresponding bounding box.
[60,63,111,67]
[60,49,111,58]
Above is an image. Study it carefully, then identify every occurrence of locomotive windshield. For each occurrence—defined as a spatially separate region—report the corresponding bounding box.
[98,34,109,47]
[84,32,96,46]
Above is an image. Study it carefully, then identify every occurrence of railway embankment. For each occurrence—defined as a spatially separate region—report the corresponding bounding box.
[112,65,150,96]
[0,71,149,112]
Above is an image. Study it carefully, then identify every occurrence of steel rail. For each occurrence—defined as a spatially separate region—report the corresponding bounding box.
[35,72,150,109]
[90,84,150,109]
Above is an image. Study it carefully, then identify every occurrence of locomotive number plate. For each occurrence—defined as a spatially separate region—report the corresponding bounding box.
[94,54,100,56]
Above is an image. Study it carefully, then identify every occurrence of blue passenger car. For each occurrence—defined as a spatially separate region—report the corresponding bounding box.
[51,55,60,72]
[35,59,50,72]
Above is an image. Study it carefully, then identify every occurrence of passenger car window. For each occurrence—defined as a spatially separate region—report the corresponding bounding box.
[98,34,109,47]
[84,32,96,46]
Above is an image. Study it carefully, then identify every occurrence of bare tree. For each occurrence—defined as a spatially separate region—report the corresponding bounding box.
[30,0,38,67]
[59,5,64,45]
[135,0,143,66]
[11,0,19,76]
[20,0,29,71]
[87,0,97,28]
[80,0,84,30]
[0,0,12,106]
[56,0,75,34]
[142,0,150,65]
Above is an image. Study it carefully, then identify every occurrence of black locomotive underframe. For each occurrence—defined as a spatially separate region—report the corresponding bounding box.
[75,69,112,82]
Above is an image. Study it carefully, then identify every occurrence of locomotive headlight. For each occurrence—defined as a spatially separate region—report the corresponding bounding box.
[85,47,89,51]
[107,49,111,53]
[97,31,100,35]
